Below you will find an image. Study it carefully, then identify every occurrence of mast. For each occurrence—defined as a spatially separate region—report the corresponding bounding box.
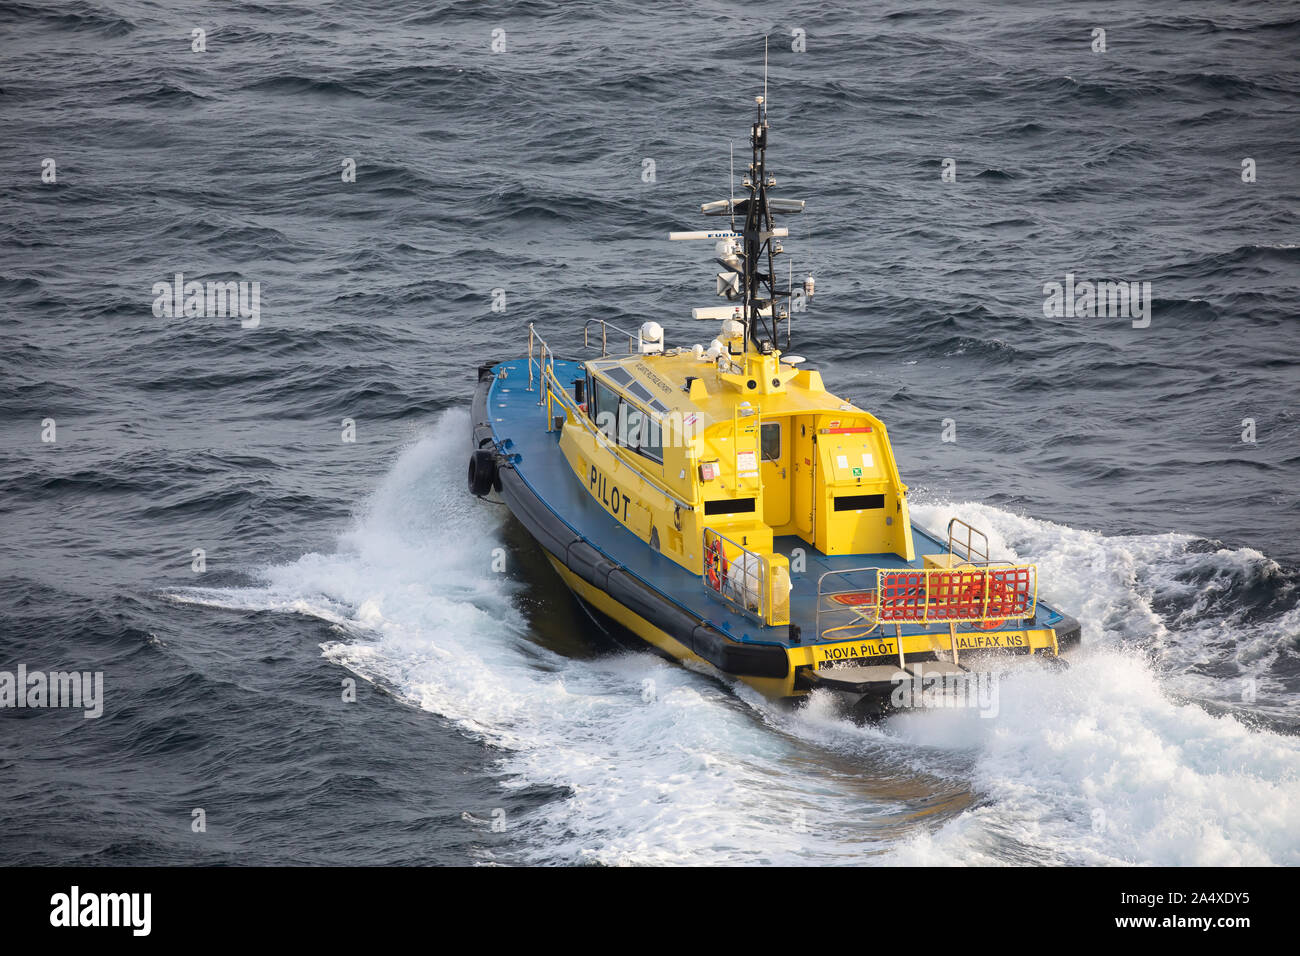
[742,86,778,352]
[670,39,810,354]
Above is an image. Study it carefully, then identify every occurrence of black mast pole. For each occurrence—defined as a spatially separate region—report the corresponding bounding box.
[742,91,783,354]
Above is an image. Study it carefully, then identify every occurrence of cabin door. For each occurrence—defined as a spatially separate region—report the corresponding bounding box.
[792,415,815,539]
[760,419,790,529]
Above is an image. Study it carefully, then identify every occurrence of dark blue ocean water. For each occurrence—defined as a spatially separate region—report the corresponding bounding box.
[2,0,1298,865]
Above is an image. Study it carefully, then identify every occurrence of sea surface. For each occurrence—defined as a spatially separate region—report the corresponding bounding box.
[2,0,1298,865]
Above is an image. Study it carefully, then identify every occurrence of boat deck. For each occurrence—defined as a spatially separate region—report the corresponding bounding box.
[485,358,1066,650]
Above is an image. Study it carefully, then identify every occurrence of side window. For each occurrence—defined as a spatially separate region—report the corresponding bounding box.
[619,402,641,451]
[640,416,663,462]
[761,422,781,462]
[619,402,662,462]
[594,381,620,439]
[591,377,662,463]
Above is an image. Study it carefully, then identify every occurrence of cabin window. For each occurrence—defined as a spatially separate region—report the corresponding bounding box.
[590,375,662,464]
[592,381,620,438]
[618,401,663,463]
[636,410,663,462]
[761,422,781,462]
[619,402,640,447]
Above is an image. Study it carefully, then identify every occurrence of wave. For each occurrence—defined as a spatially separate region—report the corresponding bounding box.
[165,410,1300,865]
[0,1,136,37]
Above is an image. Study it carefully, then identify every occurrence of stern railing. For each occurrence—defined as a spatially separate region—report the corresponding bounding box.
[815,564,1039,651]
[703,527,790,627]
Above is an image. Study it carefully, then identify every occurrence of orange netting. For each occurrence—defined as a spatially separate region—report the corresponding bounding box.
[877,567,1033,623]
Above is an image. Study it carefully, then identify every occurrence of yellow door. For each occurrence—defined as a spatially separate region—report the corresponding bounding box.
[761,419,791,529]
[792,415,815,537]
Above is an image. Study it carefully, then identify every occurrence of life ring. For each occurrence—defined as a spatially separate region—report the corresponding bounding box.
[704,536,729,592]
[957,571,1017,630]
[983,577,1022,629]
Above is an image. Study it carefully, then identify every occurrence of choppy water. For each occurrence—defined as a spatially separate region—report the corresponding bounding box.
[2,0,1297,865]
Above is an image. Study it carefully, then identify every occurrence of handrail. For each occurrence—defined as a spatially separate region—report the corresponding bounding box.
[946,517,989,564]
[526,323,557,398]
[582,318,642,357]
[702,527,789,626]
[816,567,886,644]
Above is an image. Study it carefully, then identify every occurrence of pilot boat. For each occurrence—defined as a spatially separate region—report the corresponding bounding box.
[469,88,1080,719]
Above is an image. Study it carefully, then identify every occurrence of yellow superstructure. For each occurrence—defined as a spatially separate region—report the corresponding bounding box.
[517,320,1068,693]
[556,326,915,596]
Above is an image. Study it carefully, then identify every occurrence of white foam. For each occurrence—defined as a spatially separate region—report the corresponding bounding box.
[888,502,1300,865]
[878,647,1300,865]
[168,416,1300,865]
[909,501,1298,713]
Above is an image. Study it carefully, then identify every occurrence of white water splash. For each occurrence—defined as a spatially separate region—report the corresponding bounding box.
[169,411,1300,865]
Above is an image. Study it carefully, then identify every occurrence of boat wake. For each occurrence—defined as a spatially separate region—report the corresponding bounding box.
[169,410,1300,865]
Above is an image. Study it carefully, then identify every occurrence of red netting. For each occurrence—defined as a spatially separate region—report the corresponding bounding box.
[878,571,927,621]
[877,567,1034,622]
[986,567,1033,617]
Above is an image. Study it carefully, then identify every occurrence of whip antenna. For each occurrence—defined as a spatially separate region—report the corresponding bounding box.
[729,142,735,232]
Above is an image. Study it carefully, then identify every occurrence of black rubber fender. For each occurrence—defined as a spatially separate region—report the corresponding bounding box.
[468,449,496,497]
